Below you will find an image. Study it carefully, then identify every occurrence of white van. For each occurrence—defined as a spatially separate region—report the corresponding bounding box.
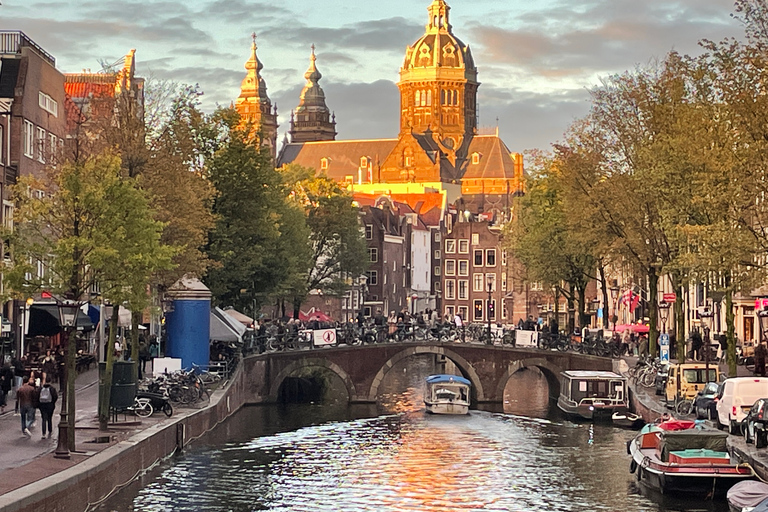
[716,377,768,434]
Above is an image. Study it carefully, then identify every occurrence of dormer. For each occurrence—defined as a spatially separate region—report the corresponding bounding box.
[321,157,330,170]
[471,152,481,165]
[360,156,370,169]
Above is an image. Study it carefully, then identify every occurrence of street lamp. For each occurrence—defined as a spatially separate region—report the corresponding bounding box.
[609,285,620,331]
[700,304,714,384]
[486,274,493,345]
[54,299,81,460]
[658,300,670,334]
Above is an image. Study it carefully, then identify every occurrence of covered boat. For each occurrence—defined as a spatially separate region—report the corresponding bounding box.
[557,371,628,420]
[727,480,768,512]
[612,410,645,429]
[628,421,754,496]
[424,374,471,415]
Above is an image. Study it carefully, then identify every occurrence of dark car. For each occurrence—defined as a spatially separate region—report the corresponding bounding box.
[655,363,670,396]
[742,398,768,448]
[693,381,720,420]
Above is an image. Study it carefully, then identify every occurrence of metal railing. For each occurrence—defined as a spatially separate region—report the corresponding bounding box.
[0,31,55,66]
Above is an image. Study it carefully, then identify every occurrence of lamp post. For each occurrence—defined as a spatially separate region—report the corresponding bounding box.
[609,285,620,332]
[54,299,80,459]
[486,274,493,345]
[700,304,714,384]
[658,300,670,334]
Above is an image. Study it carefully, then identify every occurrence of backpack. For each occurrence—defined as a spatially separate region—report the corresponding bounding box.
[39,386,52,404]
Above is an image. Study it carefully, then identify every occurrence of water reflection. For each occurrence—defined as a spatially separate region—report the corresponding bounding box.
[98,359,729,512]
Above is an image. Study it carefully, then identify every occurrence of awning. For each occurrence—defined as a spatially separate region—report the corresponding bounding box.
[223,308,253,327]
[210,308,242,343]
[27,303,95,336]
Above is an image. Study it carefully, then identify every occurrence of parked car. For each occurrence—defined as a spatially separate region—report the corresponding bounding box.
[655,363,670,396]
[665,363,719,403]
[742,398,768,448]
[693,381,720,420]
[716,377,768,434]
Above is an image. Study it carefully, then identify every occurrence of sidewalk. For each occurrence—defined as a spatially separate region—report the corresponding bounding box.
[0,365,164,497]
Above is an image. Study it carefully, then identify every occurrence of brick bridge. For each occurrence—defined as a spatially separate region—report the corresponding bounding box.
[241,343,616,404]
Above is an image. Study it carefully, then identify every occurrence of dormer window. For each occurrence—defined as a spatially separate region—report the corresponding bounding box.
[472,152,481,165]
[360,156,369,169]
[321,157,330,170]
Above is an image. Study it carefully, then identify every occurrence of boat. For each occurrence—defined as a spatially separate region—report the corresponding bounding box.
[557,370,628,420]
[628,419,754,496]
[424,374,471,415]
[727,480,768,512]
[612,410,645,429]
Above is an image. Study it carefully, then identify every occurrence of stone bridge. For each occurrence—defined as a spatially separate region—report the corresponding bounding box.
[241,343,616,404]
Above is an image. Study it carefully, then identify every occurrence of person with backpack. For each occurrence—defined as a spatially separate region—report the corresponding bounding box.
[37,377,57,439]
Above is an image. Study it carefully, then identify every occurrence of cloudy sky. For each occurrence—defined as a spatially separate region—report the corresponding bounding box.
[1,0,744,153]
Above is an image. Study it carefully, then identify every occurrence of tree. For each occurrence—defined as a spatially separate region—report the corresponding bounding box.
[280,164,369,318]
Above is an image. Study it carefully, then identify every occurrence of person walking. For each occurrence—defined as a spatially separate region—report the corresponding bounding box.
[0,363,12,413]
[37,377,57,439]
[16,377,36,437]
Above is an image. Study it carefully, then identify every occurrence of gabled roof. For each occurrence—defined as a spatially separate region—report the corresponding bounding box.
[278,139,399,181]
[463,135,518,180]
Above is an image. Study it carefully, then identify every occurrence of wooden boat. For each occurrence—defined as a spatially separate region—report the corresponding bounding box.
[612,410,644,429]
[424,374,471,415]
[557,370,628,420]
[628,419,754,496]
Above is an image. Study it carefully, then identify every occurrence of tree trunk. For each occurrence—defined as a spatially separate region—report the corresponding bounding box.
[567,295,575,335]
[577,285,587,330]
[131,310,141,382]
[726,287,737,378]
[599,265,610,329]
[648,267,659,359]
[677,282,687,363]
[293,297,301,320]
[98,305,120,431]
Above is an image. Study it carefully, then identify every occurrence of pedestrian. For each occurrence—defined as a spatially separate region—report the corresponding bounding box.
[639,335,649,359]
[41,349,56,388]
[387,311,398,338]
[755,341,767,377]
[37,377,57,439]
[690,331,703,361]
[454,311,464,342]
[0,363,12,413]
[16,377,36,437]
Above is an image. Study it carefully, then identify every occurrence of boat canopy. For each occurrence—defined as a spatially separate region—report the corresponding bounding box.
[426,374,471,386]
[657,429,729,462]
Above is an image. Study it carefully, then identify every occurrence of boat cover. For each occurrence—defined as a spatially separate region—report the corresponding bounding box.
[728,481,768,509]
[657,429,728,462]
[426,375,471,386]
[658,419,696,431]
[754,497,768,512]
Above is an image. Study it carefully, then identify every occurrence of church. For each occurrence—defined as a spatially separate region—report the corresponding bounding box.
[235,0,523,218]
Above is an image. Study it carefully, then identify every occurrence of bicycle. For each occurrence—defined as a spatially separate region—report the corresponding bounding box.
[673,395,693,416]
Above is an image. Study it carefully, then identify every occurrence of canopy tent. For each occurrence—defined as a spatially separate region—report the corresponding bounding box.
[27,303,95,337]
[614,323,649,334]
[223,308,253,327]
[211,307,246,342]
[299,310,333,322]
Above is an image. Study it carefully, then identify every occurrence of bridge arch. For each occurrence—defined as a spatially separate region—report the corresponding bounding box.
[497,357,564,400]
[367,346,485,402]
[268,357,358,402]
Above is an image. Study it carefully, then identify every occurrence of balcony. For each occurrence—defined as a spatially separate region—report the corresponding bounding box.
[0,31,55,67]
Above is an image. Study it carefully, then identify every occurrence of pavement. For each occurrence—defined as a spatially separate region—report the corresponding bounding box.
[0,363,169,497]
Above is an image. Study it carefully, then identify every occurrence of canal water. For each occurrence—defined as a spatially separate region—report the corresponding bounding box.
[97,355,728,512]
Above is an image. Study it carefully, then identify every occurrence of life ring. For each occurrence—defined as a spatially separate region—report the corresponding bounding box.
[629,459,638,474]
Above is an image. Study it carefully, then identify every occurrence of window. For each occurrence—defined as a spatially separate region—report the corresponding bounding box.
[486,273,496,292]
[445,239,456,253]
[473,273,484,292]
[458,280,468,300]
[530,281,543,291]
[368,247,378,263]
[39,92,58,117]
[446,306,455,318]
[488,299,496,321]
[36,127,46,163]
[49,133,57,164]
[3,201,13,230]
[321,157,329,170]
[458,306,468,321]
[23,121,34,158]
[415,90,421,107]
[434,250,441,260]
[365,224,373,240]
[435,232,441,242]
[366,270,378,286]
[404,155,412,167]
[445,279,455,299]
[474,249,483,266]
[486,249,496,266]
[434,265,441,276]
[445,260,455,276]
[434,281,440,292]
[501,272,507,292]
[501,250,507,266]
[458,260,468,276]
[471,233,479,245]
[502,302,508,320]
[474,300,484,321]
[458,240,469,253]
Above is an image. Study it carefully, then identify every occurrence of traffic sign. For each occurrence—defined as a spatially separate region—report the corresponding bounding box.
[662,293,677,303]
[313,328,337,347]
[659,333,669,346]
[660,346,669,363]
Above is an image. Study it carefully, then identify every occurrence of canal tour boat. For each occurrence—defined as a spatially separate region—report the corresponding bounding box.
[557,371,628,420]
[628,419,754,496]
[424,374,471,415]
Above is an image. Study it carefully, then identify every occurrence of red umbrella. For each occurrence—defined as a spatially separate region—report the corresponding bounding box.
[614,323,649,334]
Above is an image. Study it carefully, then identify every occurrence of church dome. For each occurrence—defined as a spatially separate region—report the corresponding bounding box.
[401,0,476,79]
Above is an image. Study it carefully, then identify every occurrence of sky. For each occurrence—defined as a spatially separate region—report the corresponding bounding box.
[0,0,745,154]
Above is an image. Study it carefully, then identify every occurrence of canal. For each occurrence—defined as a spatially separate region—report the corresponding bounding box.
[97,355,728,511]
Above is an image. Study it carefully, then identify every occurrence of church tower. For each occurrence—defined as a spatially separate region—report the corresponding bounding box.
[235,34,279,157]
[398,0,479,153]
[289,45,337,143]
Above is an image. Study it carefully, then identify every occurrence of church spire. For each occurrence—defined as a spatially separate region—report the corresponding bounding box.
[289,44,336,143]
[235,33,278,157]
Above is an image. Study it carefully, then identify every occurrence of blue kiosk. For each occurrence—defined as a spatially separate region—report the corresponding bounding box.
[164,275,211,370]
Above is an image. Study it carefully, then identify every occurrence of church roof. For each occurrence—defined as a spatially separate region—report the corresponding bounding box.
[463,135,519,180]
[278,139,398,181]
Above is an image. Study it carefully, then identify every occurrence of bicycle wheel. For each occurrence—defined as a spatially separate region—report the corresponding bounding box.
[676,399,693,416]
[162,401,173,417]
[134,398,153,418]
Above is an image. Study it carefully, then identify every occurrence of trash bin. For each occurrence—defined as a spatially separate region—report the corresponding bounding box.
[99,361,136,410]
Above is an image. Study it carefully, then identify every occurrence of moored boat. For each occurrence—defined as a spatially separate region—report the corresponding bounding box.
[557,370,628,420]
[612,410,644,429]
[628,419,754,496]
[727,480,768,512]
[424,374,471,415]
